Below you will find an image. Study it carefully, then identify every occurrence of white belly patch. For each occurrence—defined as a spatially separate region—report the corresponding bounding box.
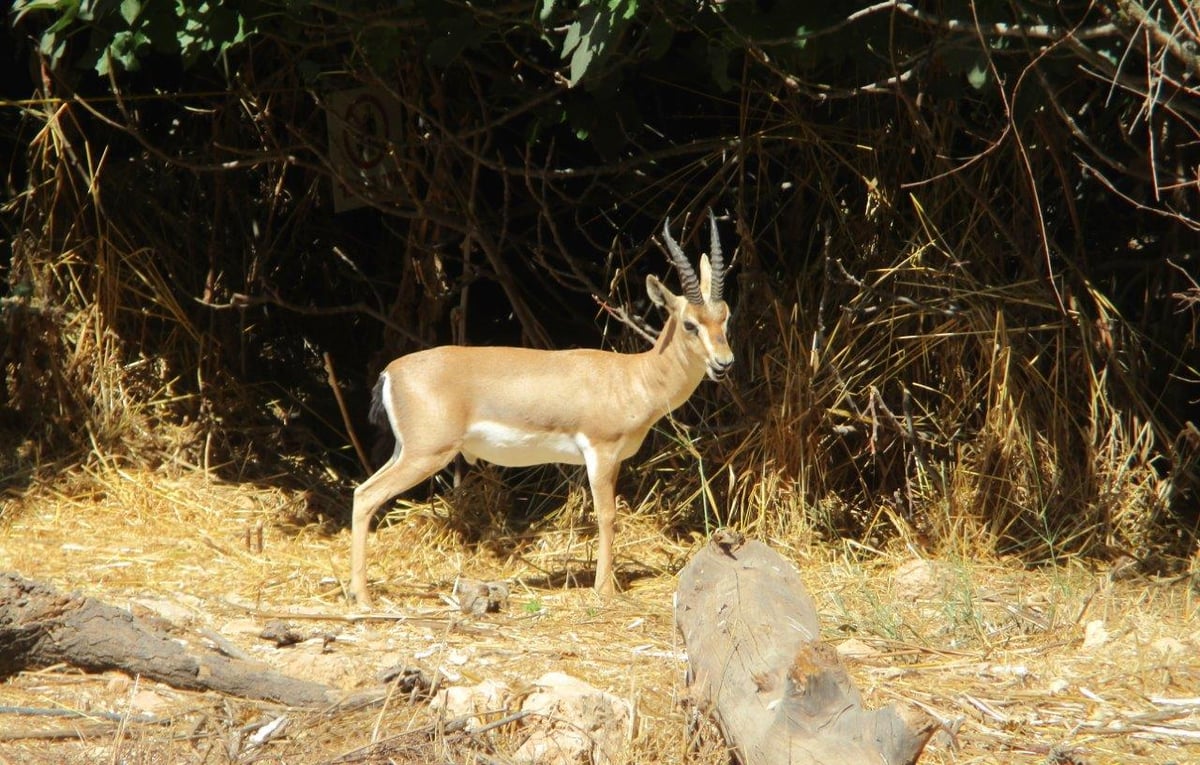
[462,421,587,468]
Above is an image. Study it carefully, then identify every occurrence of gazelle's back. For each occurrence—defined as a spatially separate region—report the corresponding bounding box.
[386,345,642,423]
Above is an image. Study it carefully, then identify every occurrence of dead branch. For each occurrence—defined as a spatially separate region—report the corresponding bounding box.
[675,534,939,765]
[0,572,339,708]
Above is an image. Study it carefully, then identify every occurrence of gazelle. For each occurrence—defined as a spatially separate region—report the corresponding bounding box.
[350,212,732,607]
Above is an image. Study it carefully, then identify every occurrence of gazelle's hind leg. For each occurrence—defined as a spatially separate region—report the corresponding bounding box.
[350,448,457,607]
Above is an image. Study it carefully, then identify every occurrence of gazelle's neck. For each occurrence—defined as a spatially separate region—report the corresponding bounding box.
[634,315,708,414]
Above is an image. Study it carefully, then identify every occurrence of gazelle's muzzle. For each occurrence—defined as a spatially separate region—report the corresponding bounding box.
[707,356,734,381]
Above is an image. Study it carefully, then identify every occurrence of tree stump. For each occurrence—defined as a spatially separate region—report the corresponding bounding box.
[0,572,339,707]
[675,532,938,765]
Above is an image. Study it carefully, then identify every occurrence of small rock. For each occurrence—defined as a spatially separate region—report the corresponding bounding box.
[260,620,305,647]
[514,672,631,765]
[454,578,510,614]
[432,679,512,729]
[1081,620,1109,650]
[517,727,592,765]
[378,666,433,698]
[891,558,955,601]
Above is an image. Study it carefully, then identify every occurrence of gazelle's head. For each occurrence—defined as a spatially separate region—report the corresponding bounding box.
[647,210,734,381]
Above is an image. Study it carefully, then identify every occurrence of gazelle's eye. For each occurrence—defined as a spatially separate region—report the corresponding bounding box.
[683,320,699,334]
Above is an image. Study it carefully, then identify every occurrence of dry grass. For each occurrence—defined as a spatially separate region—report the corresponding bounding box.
[1,465,1198,764]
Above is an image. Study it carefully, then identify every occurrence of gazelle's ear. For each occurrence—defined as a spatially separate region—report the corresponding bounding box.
[699,255,712,302]
[646,274,677,308]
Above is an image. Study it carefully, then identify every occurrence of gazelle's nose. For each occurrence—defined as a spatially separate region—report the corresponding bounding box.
[708,355,734,380]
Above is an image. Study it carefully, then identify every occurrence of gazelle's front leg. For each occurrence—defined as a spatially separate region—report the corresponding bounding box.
[583,445,622,596]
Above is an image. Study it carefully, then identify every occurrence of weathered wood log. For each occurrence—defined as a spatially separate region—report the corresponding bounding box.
[0,572,339,707]
[675,531,938,765]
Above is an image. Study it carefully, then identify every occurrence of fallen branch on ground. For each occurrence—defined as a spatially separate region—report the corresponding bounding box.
[675,531,939,765]
[0,572,339,707]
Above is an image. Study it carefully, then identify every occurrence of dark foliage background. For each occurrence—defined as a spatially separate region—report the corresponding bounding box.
[2,0,1198,566]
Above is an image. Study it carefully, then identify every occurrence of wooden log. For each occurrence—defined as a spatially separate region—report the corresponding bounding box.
[0,572,339,707]
[675,531,938,765]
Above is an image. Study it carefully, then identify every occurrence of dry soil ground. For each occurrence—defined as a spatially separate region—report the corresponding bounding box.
[1,465,1198,764]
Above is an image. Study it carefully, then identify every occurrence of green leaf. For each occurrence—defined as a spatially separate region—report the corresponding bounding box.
[562,2,624,88]
[560,11,583,58]
[609,0,636,20]
[76,0,102,22]
[967,63,988,90]
[569,43,595,86]
[39,33,68,67]
[12,0,77,27]
[119,0,140,25]
[46,8,78,35]
[101,28,148,74]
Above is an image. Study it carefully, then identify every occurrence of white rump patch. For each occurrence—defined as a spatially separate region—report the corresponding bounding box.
[380,371,402,465]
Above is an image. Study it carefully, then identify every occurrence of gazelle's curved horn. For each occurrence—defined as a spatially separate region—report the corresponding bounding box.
[662,217,704,304]
[707,209,725,302]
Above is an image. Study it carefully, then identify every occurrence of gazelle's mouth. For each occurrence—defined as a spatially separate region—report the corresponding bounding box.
[707,360,733,382]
